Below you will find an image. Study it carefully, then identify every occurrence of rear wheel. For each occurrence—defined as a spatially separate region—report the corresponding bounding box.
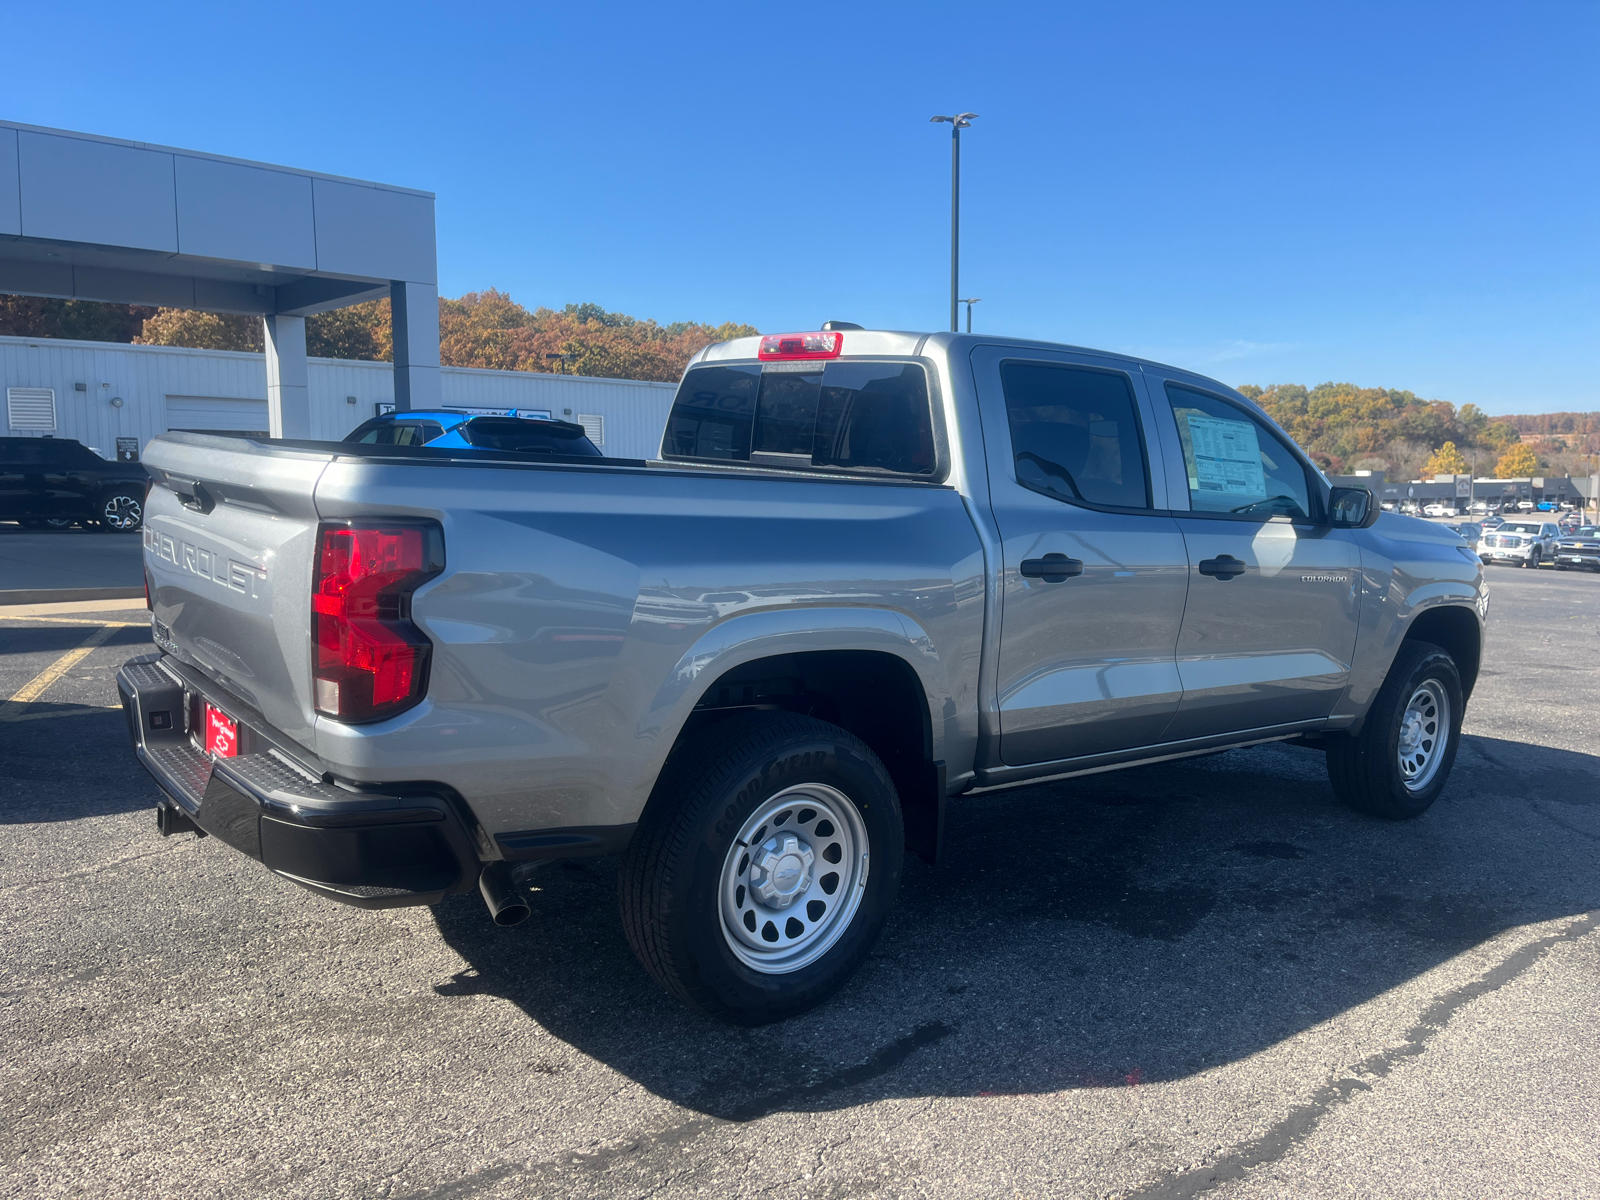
[619,712,903,1024]
[1325,641,1463,819]
[99,491,143,532]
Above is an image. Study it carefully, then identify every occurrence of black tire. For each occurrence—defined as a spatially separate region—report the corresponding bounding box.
[619,712,904,1025]
[98,490,143,532]
[1325,640,1464,819]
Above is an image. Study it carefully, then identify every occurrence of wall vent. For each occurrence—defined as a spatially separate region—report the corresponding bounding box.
[576,414,604,446]
[7,388,57,431]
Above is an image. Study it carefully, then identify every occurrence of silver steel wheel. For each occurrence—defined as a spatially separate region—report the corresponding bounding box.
[1397,679,1449,792]
[719,783,869,975]
[102,495,142,531]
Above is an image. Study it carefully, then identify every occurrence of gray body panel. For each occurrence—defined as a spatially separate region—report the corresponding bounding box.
[138,333,1486,855]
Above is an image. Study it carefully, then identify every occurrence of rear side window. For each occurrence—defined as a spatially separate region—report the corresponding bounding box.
[665,361,935,477]
[458,418,602,456]
[1000,362,1149,509]
[0,440,47,465]
[348,420,444,446]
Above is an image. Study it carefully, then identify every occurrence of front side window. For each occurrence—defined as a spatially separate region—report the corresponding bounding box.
[1000,362,1149,509]
[665,361,935,476]
[1164,384,1313,520]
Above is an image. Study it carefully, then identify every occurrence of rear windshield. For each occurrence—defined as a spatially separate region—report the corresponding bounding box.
[457,418,602,456]
[663,361,936,477]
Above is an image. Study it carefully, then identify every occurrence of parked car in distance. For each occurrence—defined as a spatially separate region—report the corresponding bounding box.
[343,409,603,458]
[1445,522,1482,548]
[1423,503,1457,518]
[1516,500,1535,511]
[1554,526,1600,572]
[0,437,149,531]
[1479,518,1560,567]
[1481,514,1505,530]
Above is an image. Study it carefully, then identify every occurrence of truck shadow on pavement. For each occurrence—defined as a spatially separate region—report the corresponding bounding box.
[431,734,1600,1120]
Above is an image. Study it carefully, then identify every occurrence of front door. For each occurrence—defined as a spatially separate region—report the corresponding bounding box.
[1148,373,1361,740]
[974,347,1190,765]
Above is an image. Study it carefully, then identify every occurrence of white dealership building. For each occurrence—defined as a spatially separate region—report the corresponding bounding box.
[0,334,677,460]
[0,119,678,460]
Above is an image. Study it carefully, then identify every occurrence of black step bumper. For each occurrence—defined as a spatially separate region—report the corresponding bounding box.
[117,654,480,909]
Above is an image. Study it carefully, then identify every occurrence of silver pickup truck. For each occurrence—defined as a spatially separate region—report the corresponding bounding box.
[119,328,1488,1024]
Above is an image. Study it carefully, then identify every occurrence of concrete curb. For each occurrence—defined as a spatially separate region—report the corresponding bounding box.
[0,587,145,607]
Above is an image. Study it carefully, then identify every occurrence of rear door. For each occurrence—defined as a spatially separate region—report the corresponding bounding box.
[974,346,1190,764]
[1145,371,1361,739]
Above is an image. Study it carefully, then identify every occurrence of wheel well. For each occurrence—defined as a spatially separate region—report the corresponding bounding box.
[677,651,942,864]
[1403,605,1481,698]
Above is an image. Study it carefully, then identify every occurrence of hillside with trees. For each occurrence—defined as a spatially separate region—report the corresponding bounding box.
[5,292,1596,478]
[1235,381,1597,480]
[132,292,754,384]
[4,291,754,385]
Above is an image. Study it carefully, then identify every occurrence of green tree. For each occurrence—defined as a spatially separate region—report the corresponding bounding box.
[1494,443,1541,478]
[1422,441,1469,476]
[0,295,154,342]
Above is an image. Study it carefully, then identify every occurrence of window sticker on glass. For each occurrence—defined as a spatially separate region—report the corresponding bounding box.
[1185,414,1266,496]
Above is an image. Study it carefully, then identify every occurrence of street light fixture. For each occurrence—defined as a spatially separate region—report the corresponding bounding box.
[930,112,978,333]
[958,298,981,333]
[545,352,577,375]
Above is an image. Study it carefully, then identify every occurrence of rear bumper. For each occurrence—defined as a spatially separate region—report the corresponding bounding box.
[118,654,481,909]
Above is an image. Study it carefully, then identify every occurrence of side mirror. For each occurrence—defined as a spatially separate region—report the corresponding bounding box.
[1329,486,1379,528]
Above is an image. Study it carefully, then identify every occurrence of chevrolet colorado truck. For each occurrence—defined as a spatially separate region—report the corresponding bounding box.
[119,328,1488,1023]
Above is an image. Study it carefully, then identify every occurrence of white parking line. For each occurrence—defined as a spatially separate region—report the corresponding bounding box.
[0,625,119,722]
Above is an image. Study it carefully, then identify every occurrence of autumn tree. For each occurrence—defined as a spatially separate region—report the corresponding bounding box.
[1494,443,1541,478]
[1422,441,1469,476]
[136,308,262,351]
[130,291,751,383]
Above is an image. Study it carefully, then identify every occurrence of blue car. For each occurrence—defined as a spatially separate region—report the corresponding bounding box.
[343,409,602,457]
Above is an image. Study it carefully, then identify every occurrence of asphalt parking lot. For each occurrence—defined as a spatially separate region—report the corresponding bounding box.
[2,569,1597,1200]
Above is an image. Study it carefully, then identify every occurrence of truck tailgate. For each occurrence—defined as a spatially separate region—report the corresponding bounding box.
[142,434,333,748]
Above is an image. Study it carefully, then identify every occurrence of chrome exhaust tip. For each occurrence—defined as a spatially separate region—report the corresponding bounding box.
[478,860,531,927]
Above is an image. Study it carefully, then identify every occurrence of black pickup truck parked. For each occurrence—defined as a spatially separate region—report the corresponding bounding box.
[0,437,148,531]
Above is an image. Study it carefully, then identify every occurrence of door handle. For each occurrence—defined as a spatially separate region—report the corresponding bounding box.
[1197,555,1247,580]
[1019,554,1084,582]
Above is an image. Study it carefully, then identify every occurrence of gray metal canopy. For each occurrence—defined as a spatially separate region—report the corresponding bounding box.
[0,120,441,433]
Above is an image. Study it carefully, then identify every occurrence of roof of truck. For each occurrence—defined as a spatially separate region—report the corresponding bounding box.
[688,329,1240,393]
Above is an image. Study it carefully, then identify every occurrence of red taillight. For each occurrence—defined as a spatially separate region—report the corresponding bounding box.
[757,331,843,360]
[312,522,443,722]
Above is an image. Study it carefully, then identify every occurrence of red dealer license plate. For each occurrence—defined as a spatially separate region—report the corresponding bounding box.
[205,704,238,758]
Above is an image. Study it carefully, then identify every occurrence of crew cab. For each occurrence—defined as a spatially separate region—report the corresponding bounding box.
[119,329,1487,1024]
[1480,518,1560,567]
[0,437,149,531]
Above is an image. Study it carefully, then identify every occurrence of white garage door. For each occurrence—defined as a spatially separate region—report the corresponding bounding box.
[165,394,269,436]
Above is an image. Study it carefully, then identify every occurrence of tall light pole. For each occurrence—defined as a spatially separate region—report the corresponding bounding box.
[931,112,977,333]
[959,298,981,333]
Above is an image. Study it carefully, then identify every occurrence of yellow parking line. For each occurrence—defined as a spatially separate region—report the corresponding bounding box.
[0,625,119,722]
[0,615,148,627]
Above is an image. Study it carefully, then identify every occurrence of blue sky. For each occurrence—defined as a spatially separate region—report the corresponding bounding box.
[4,1,1596,414]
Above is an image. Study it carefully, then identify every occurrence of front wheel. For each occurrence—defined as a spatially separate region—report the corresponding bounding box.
[1325,641,1464,819]
[619,712,904,1024]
